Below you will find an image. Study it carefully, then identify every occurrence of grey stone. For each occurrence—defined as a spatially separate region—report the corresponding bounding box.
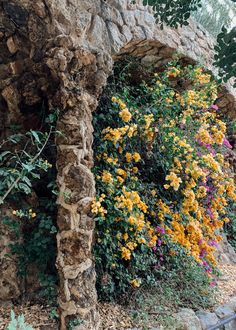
[107,21,126,53]
[196,311,219,330]
[215,305,235,319]
[175,308,202,330]
[101,3,124,26]
[225,319,236,330]
[227,297,236,312]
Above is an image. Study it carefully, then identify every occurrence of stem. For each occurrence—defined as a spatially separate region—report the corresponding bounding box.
[0,127,52,204]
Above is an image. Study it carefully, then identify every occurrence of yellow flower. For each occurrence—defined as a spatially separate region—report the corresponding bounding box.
[128,216,137,225]
[121,247,131,260]
[125,152,132,163]
[31,213,37,218]
[117,168,127,177]
[119,108,132,122]
[126,242,135,250]
[133,152,141,162]
[165,172,182,191]
[12,210,17,215]
[130,278,141,288]
[132,167,138,173]
[117,176,124,184]
[101,171,113,184]
[138,237,146,244]
[123,233,129,241]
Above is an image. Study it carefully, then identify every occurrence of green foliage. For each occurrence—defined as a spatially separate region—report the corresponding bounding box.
[140,0,202,28]
[68,318,83,330]
[7,310,34,330]
[93,58,234,301]
[214,26,236,88]
[0,112,58,304]
[224,202,236,250]
[129,258,216,329]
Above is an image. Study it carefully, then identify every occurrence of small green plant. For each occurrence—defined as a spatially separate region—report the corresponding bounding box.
[49,307,59,320]
[7,310,34,330]
[128,257,216,329]
[68,318,83,330]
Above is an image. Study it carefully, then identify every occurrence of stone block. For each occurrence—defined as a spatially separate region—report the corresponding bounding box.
[215,305,235,319]
[176,308,202,330]
[196,311,218,330]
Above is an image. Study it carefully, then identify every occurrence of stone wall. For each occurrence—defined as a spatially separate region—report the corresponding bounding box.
[0,1,235,329]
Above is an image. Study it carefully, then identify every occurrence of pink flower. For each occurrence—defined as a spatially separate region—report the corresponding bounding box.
[223,138,232,149]
[156,226,165,234]
[211,104,218,110]
[157,239,162,246]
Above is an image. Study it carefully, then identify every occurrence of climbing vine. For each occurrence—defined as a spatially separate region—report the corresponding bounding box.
[92,59,236,299]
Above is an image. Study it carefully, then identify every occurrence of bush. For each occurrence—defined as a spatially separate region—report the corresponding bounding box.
[0,112,58,303]
[92,59,236,300]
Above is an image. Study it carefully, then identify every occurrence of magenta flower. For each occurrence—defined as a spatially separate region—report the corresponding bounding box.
[211,104,218,110]
[223,138,232,149]
[156,226,165,234]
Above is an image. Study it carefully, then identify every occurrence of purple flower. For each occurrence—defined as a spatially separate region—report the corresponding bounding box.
[207,207,214,219]
[209,239,217,247]
[211,104,218,110]
[157,239,162,247]
[197,151,202,157]
[152,246,157,253]
[198,239,203,246]
[200,249,206,259]
[156,226,165,234]
[223,138,232,149]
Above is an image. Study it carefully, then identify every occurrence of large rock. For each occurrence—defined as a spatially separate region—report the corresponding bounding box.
[196,311,219,330]
[175,308,202,330]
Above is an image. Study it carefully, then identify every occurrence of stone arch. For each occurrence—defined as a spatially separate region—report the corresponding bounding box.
[0,1,236,329]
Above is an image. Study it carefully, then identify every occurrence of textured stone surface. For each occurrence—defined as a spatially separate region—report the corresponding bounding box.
[0,207,21,301]
[0,0,236,329]
[196,311,219,330]
[215,305,235,319]
[176,308,202,330]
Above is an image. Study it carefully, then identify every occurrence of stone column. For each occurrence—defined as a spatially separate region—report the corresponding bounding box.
[56,96,99,330]
[48,46,109,329]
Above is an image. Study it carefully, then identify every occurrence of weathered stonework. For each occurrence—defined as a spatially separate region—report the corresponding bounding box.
[0,1,235,329]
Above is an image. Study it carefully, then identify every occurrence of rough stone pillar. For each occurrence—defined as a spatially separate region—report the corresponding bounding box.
[47,45,110,329]
[56,97,99,329]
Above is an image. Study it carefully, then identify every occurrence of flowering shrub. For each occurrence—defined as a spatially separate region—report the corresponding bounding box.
[92,60,236,299]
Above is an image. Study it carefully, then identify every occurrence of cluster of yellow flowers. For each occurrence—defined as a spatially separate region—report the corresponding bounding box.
[93,62,236,290]
[12,208,37,219]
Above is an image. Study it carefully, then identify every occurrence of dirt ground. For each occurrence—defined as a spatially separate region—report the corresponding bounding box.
[0,263,236,330]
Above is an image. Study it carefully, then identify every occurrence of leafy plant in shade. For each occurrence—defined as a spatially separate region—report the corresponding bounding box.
[214,26,236,87]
